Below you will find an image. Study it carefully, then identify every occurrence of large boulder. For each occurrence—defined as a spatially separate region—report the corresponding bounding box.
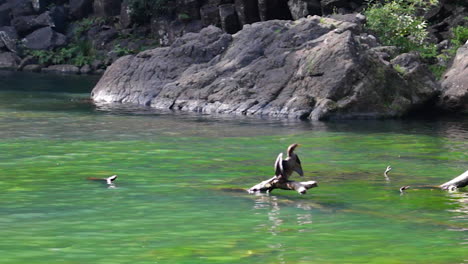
[11,11,54,36]
[0,26,18,52]
[438,42,468,114]
[0,51,20,68]
[91,16,440,120]
[22,26,67,50]
[10,0,36,17]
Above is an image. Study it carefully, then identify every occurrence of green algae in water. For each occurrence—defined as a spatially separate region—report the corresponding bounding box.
[0,72,467,264]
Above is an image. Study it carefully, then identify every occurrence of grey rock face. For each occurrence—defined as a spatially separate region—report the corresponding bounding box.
[0,26,18,52]
[439,42,468,114]
[92,16,440,120]
[22,26,67,50]
[0,51,20,68]
[11,11,54,36]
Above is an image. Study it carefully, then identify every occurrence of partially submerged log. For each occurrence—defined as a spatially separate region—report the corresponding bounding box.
[248,144,318,194]
[248,176,318,194]
[439,170,468,190]
[400,170,468,193]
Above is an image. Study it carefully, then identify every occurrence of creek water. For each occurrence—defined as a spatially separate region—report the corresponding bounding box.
[0,71,467,264]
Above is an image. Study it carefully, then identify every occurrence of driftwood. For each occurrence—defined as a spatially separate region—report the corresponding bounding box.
[248,176,318,194]
[400,170,468,193]
[439,170,468,190]
[248,144,318,194]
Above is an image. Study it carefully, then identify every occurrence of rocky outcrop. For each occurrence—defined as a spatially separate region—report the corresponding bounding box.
[439,42,468,114]
[22,26,67,49]
[92,16,441,120]
[0,51,20,68]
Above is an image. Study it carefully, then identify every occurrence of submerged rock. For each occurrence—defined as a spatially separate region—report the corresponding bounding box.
[92,16,441,120]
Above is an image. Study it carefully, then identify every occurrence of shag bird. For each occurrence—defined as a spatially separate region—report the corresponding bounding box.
[87,175,118,185]
[274,143,304,182]
[384,165,392,178]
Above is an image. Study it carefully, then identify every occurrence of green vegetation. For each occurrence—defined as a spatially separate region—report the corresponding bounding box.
[364,0,438,58]
[365,0,468,79]
[25,40,96,67]
[112,44,135,56]
[128,0,171,24]
[449,25,468,54]
[24,17,103,67]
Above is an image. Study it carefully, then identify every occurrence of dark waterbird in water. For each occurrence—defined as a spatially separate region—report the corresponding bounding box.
[87,175,118,185]
[274,143,304,182]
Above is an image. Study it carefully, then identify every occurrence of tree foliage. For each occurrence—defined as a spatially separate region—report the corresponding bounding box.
[364,0,438,57]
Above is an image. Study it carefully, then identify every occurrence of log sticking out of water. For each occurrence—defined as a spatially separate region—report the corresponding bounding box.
[400,170,468,193]
[439,170,468,190]
[248,176,318,194]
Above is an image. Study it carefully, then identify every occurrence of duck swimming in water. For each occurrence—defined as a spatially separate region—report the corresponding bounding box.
[274,143,304,182]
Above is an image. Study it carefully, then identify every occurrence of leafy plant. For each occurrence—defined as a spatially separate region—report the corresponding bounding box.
[450,25,468,53]
[112,44,135,56]
[364,0,438,57]
[25,40,96,67]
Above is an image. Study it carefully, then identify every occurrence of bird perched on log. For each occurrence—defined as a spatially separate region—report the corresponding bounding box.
[274,143,304,182]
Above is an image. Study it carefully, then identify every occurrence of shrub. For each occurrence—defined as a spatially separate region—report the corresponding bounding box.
[25,40,96,67]
[364,0,438,57]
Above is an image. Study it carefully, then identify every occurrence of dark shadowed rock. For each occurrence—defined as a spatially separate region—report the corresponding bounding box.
[10,0,36,17]
[92,16,440,120]
[69,0,93,19]
[0,26,18,52]
[93,0,122,17]
[31,0,52,13]
[151,17,203,46]
[234,0,260,26]
[119,0,132,28]
[176,0,200,20]
[49,6,68,33]
[439,42,468,114]
[0,3,11,26]
[200,4,220,27]
[219,4,240,34]
[288,0,321,20]
[258,0,293,21]
[42,64,80,74]
[22,26,67,50]
[12,11,54,36]
[0,51,20,68]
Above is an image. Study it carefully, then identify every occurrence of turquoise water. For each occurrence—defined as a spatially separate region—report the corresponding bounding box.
[0,71,467,263]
